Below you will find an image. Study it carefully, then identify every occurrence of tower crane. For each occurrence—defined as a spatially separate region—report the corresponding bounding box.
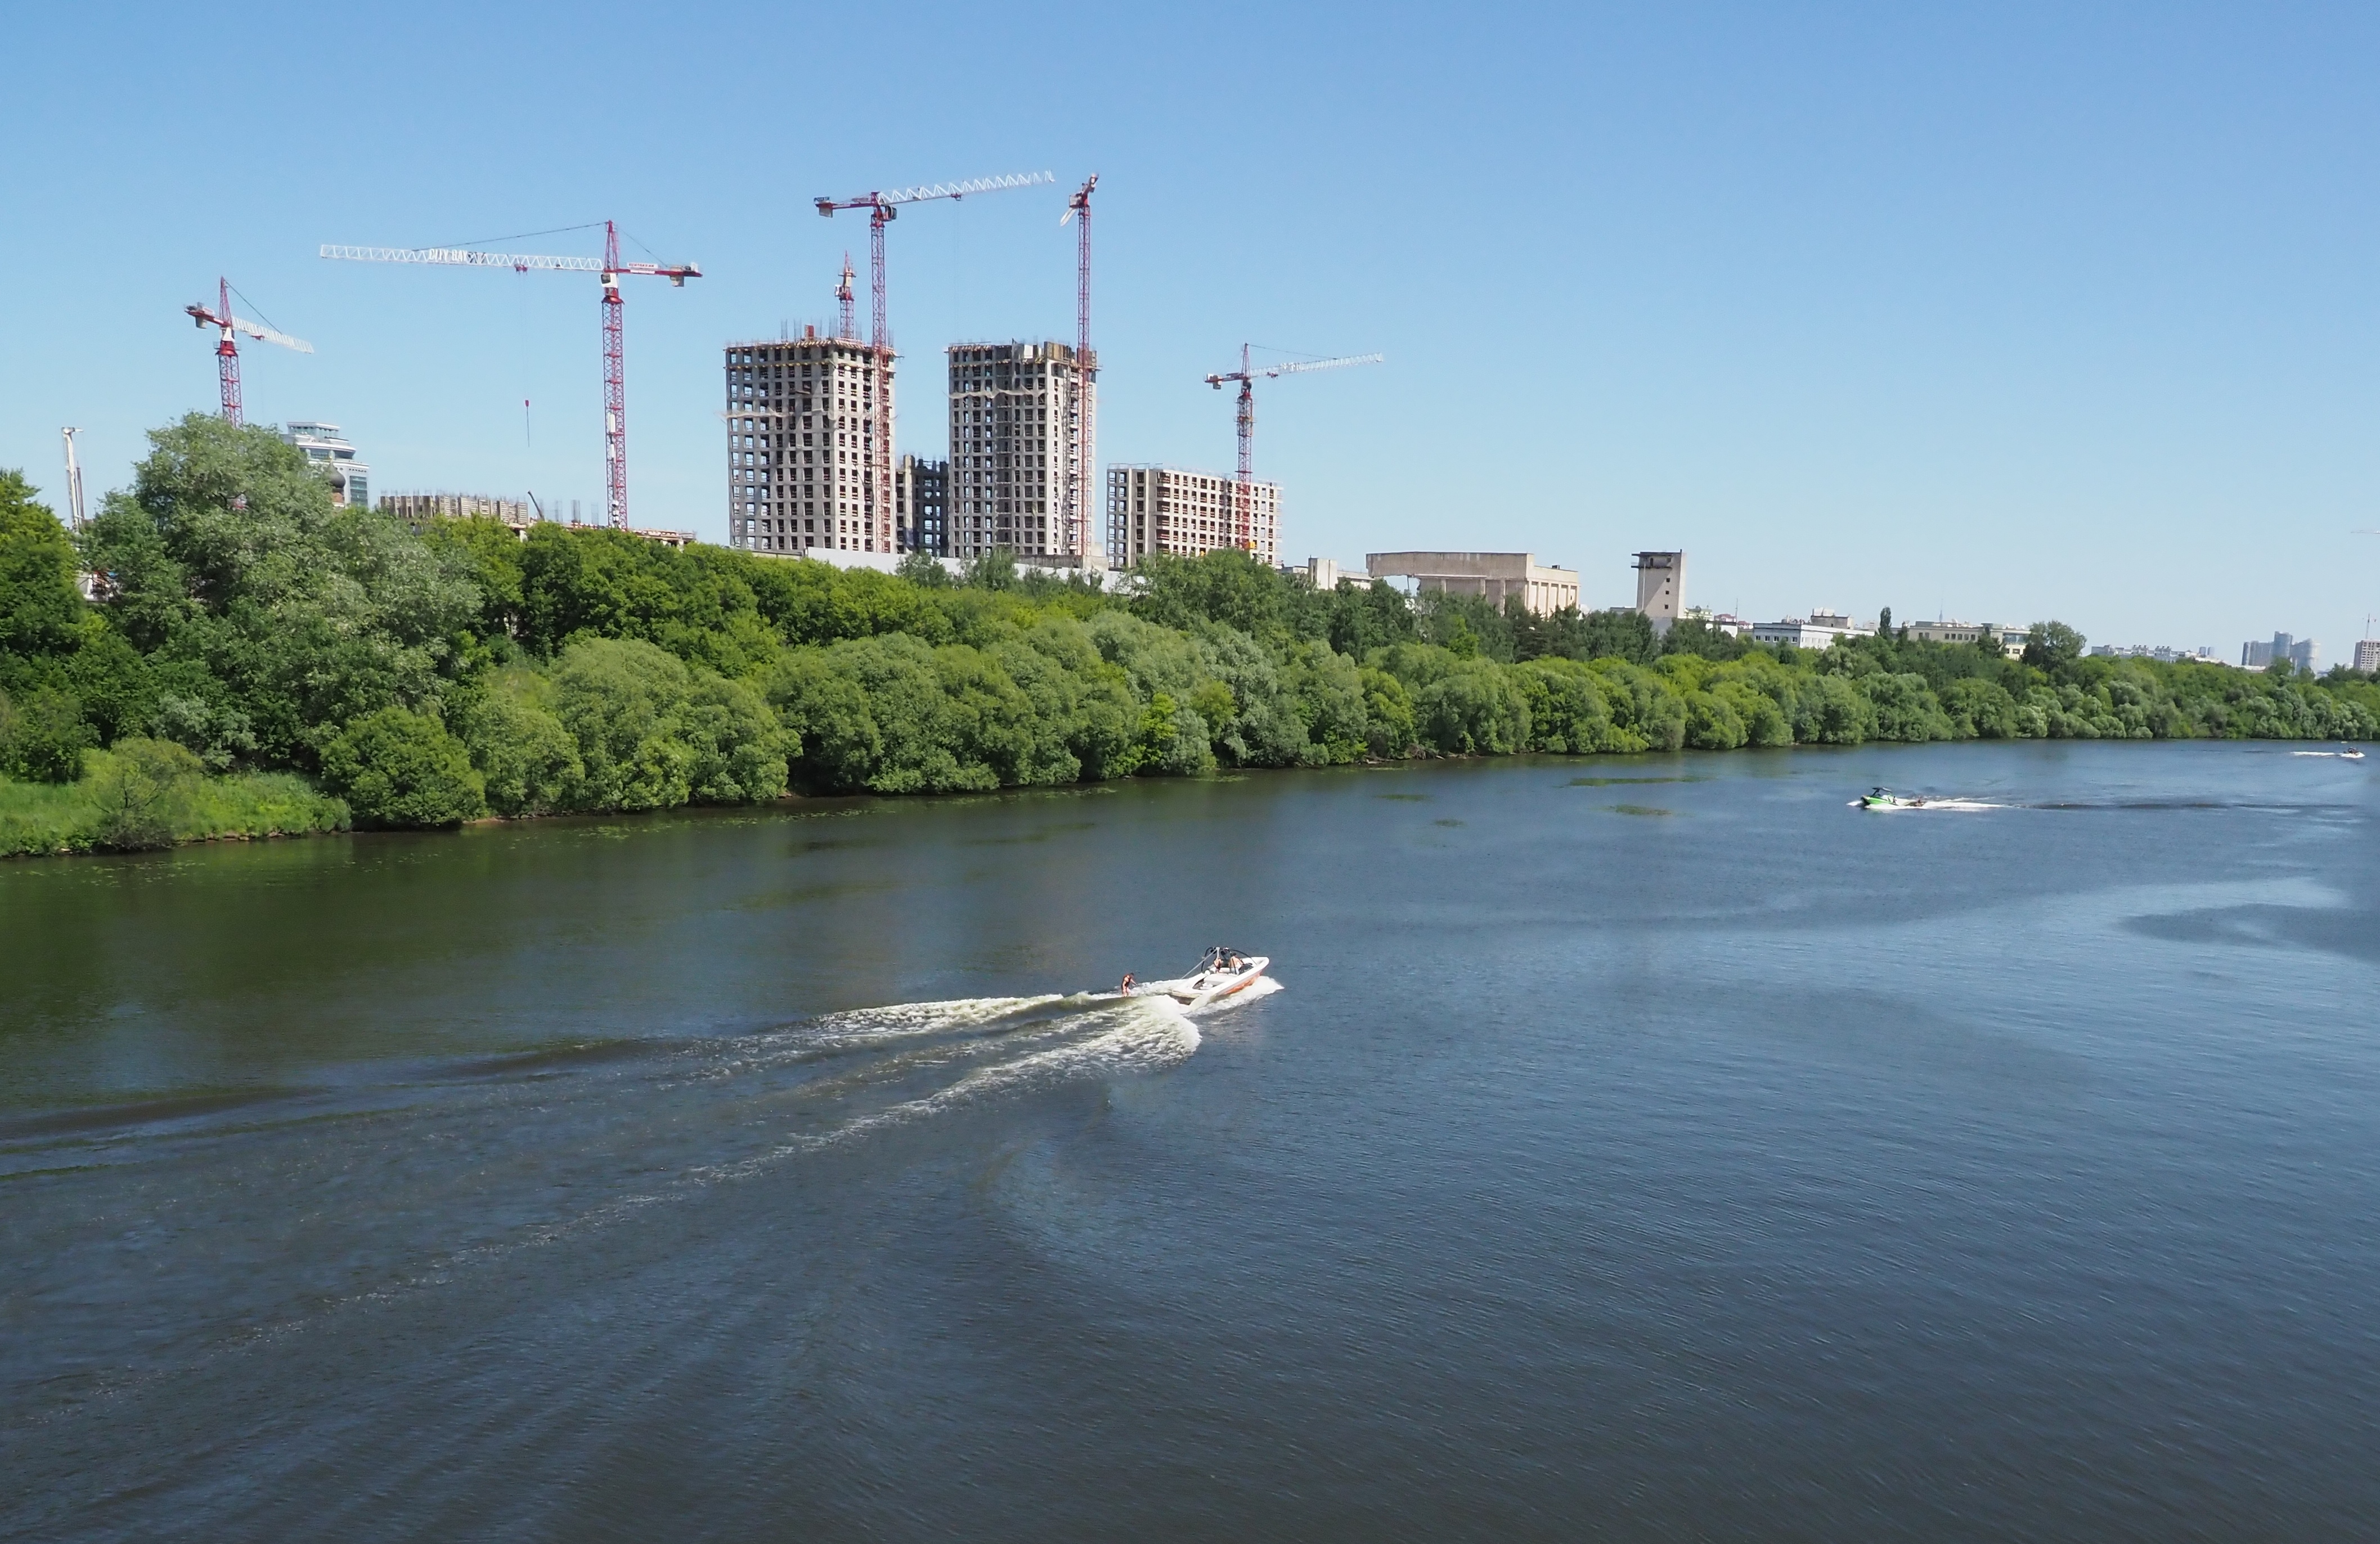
[185,278,313,426]
[1060,174,1098,560]
[815,172,1052,552]
[321,222,699,529]
[1204,347,1383,551]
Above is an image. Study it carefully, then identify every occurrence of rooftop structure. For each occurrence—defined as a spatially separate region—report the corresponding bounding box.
[724,327,892,557]
[950,341,1096,564]
[279,422,367,508]
[1632,551,1685,633]
[1109,465,1279,566]
[1366,552,1579,616]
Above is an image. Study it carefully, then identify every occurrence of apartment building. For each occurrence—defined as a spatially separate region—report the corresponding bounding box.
[2243,632,2318,671]
[1107,466,1281,566]
[280,422,367,508]
[724,326,892,556]
[896,456,948,556]
[2356,640,2380,673]
[947,341,1095,561]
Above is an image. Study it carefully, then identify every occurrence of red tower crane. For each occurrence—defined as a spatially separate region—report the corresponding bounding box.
[1204,347,1383,551]
[1059,174,1098,559]
[815,172,1053,553]
[185,277,313,426]
[836,253,859,341]
[321,222,699,529]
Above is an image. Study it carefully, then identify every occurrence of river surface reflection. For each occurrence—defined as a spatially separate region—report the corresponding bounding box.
[5,742,2377,1540]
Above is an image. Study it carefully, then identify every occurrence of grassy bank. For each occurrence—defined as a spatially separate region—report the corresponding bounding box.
[0,748,348,858]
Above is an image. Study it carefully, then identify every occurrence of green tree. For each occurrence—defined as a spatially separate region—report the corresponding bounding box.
[896,547,953,588]
[963,547,1019,591]
[319,706,487,827]
[79,416,482,768]
[1,686,93,782]
[2022,620,2086,671]
[0,471,86,661]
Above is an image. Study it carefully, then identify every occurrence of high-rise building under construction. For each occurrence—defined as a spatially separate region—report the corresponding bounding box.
[724,326,893,555]
[1107,466,1280,567]
[947,341,1095,562]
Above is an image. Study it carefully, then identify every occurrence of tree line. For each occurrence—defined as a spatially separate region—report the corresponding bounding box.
[3,414,2375,851]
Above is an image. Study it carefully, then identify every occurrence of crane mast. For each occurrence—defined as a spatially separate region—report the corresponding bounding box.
[1061,174,1098,560]
[321,226,698,529]
[814,172,1053,556]
[1204,348,1384,551]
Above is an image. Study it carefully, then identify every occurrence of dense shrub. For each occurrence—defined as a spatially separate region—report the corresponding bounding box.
[319,706,486,827]
[84,736,203,850]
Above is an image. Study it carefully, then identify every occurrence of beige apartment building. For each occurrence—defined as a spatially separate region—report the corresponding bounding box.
[1107,466,1281,566]
[724,326,893,556]
[947,341,1095,561]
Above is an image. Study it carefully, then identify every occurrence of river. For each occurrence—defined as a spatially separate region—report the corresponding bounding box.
[4,741,2377,1540]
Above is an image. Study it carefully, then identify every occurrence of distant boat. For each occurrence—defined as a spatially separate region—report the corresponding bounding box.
[1859,786,1923,810]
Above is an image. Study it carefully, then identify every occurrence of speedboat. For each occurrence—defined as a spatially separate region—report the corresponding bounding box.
[1137,947,1270,1008]
[1859,786,1923,810]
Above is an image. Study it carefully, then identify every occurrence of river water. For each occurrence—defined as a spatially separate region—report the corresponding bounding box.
[3,741,2376,1541]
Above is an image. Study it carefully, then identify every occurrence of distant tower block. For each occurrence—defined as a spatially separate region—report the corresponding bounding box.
[1633,551,1686,634]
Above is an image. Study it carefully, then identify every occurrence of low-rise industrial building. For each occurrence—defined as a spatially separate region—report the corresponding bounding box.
[1365,552,1579,615]
[1750,611,1872,650]
[1290,556,1375,591]
[1905,619,2029,658]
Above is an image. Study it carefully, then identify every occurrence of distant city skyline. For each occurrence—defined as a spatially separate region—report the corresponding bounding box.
[4,2,2378,655]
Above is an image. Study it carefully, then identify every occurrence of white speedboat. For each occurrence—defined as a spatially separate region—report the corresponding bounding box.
[1136,947,1270,1008]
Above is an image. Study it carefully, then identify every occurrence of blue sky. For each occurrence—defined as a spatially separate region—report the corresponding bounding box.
[6,2,2378,657]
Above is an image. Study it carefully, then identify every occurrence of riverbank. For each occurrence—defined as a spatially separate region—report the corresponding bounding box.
[6,419,2377,855]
